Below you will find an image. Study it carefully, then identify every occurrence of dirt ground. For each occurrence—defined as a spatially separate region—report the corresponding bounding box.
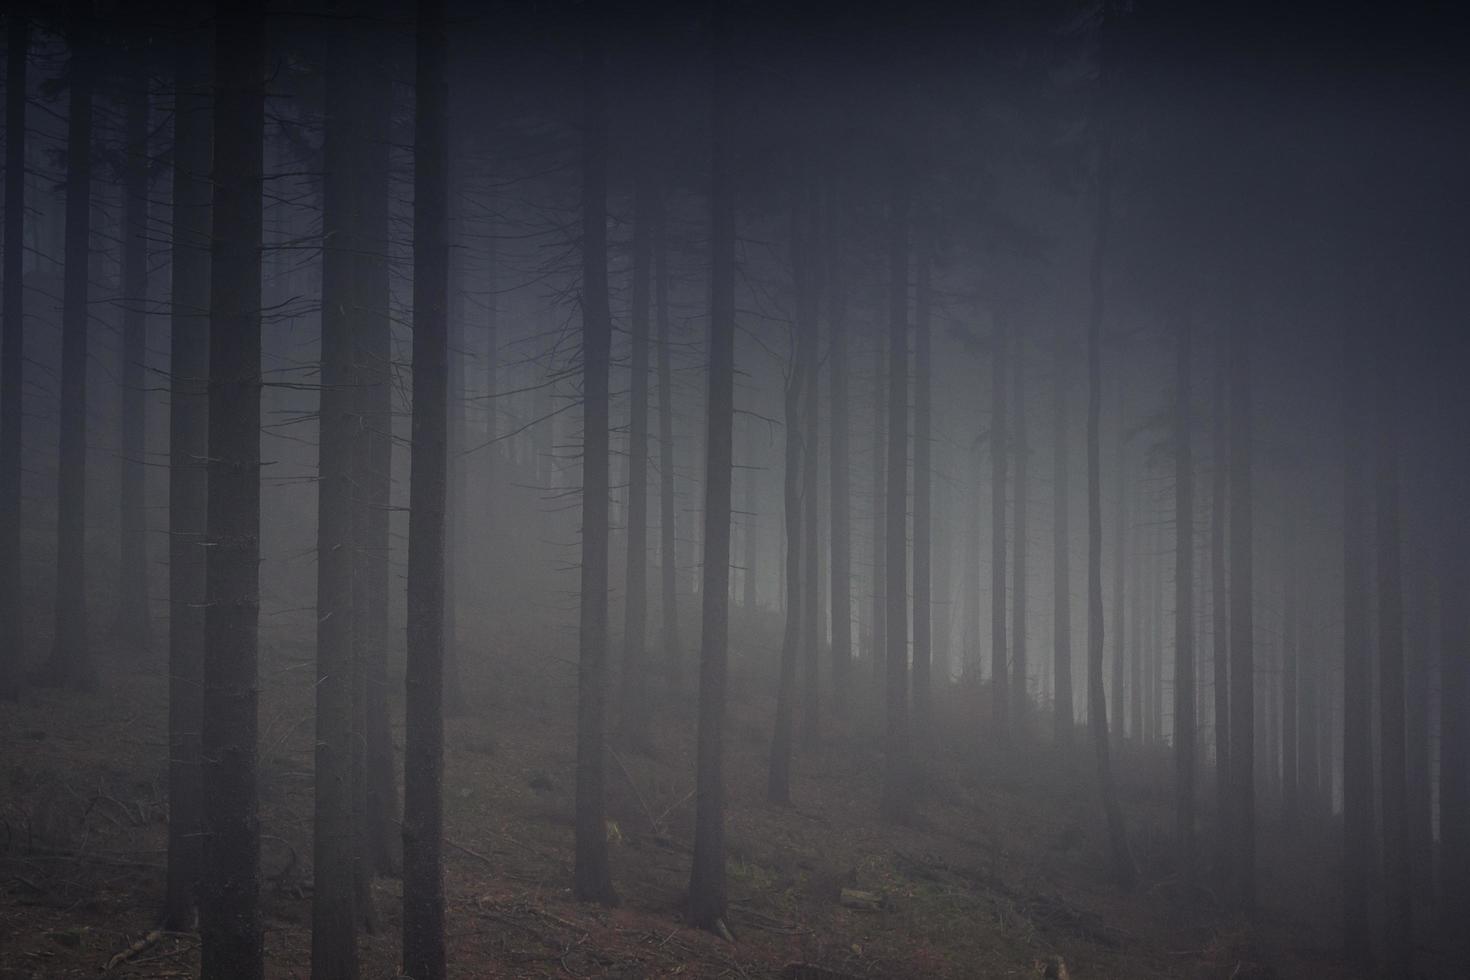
[0,620,1452,979]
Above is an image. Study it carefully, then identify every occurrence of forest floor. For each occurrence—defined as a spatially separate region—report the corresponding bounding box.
[0,616,1452,979]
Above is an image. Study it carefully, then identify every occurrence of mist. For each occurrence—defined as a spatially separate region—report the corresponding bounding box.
[1,1,1467,977]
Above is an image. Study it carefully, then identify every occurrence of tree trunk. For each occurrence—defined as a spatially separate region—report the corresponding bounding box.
[1341,320,1372,963]
[1375,337,1411,974]
[870,333,886,704]
[572,22,617,908]
[1012,318,1028,728]
[912,234,932,742]
[1052,320,1073,743]
[354,10,398,878]
[1227,278,1254,913]
[117,68,151,653]
[163,16,211,929]
[44,0,96,691]
[1085,121,1134,890]
[880,158,910,821]
[1281,519,1299,827]
[199,0,265,974]
[653,191,682,699]
[687,7,734,928]
[1110,388,1126,751]
[618,174,654,749]
[1211,319,1231,868]
[827,182,852,719]
[402,0,451,972]
[1173,302,1196,895]
[768,199,811,803]
[743,419,759,612]
[990,312,1009,732]
[313,26,367,973]
[0,14,29,700]
[964,445,982,681]
[799,180,821,746]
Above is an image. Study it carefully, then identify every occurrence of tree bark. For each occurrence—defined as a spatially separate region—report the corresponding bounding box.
[163,17,211,930]
[1110,388,1126,751]
[1227,276,1254,913]
[44,0,96,691]
[402,0,451,972]
[1173,302,1196,896]
[572,21,617,907]
[653,191,682,698]
[687,7,734,928]
[1085,116,1134,890]
[799,179,821,746]
[880,158,910,821]
[827,182,852,718]
[618,174,654,749]
[912,232,932,742]
[1210,319,1230,872]
[199,0,265,974]
[0,14,29,700]
[117,67,152,653]
[990,311,1009,732]
[1012,317,1029,728]
[1051,320,1073,743]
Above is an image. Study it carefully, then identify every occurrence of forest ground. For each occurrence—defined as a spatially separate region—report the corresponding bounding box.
[0,611,1450,979]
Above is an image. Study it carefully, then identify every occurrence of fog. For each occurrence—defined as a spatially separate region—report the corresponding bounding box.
[1,1,1467,978]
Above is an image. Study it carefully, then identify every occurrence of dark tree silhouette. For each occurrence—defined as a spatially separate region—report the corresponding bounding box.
[402,0,451,973]
[1051,320,1073,743]
[572,21,618,908]
[199,0,266,974]
[880,159,910,821]
[42,0,96,691]
[1210,322,1230,864]
[654,191,682,697]
[1011,314,1028,727]
[164,13,212,931]
[687,4,735,931]
[826,182,853,718]
[618,174,655,749]
[0,14,27,700]
[312,21,367,973]
[912,233,933,741]
[990,311,1008,732]
[1227,280,1254,913]
[1172,302,1196,895]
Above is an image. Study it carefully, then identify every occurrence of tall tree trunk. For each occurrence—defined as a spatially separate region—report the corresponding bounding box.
[1404,542,1433,894]
[402,0,451,973]
[118,68,151,652]
[870,334,887,703]
[1375,337,1411,974]
[572,22,617,907]
[912,233,932,741]
[743,419,759,611]
[1227,277,1254,913]
[799,180,821,746]
[1173,302,1196,895]
[1129,499,1144,740]
[654,191,682,698]
[827,183,851,718]
[964,445,982,680]
[1341,320,1373,963]
[880,158,910,820]
[355,9,398,878]
[1085,115,1134,890]
[767,320,804,803]
[1211,320,1231,868]
[687,7,734,929]
[0,15,29,700]
[1109,389,1126,751]
[618,175,654,749]
[164,18,211,929]
[313,25,367,973]
[1012,319,1029,727]
[44,0,96,690]
[199,0,265,974]
[990,312,1009,732]
[768,197,813,802]
[1281,518,1299,827]
[1052,320,1073,743]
